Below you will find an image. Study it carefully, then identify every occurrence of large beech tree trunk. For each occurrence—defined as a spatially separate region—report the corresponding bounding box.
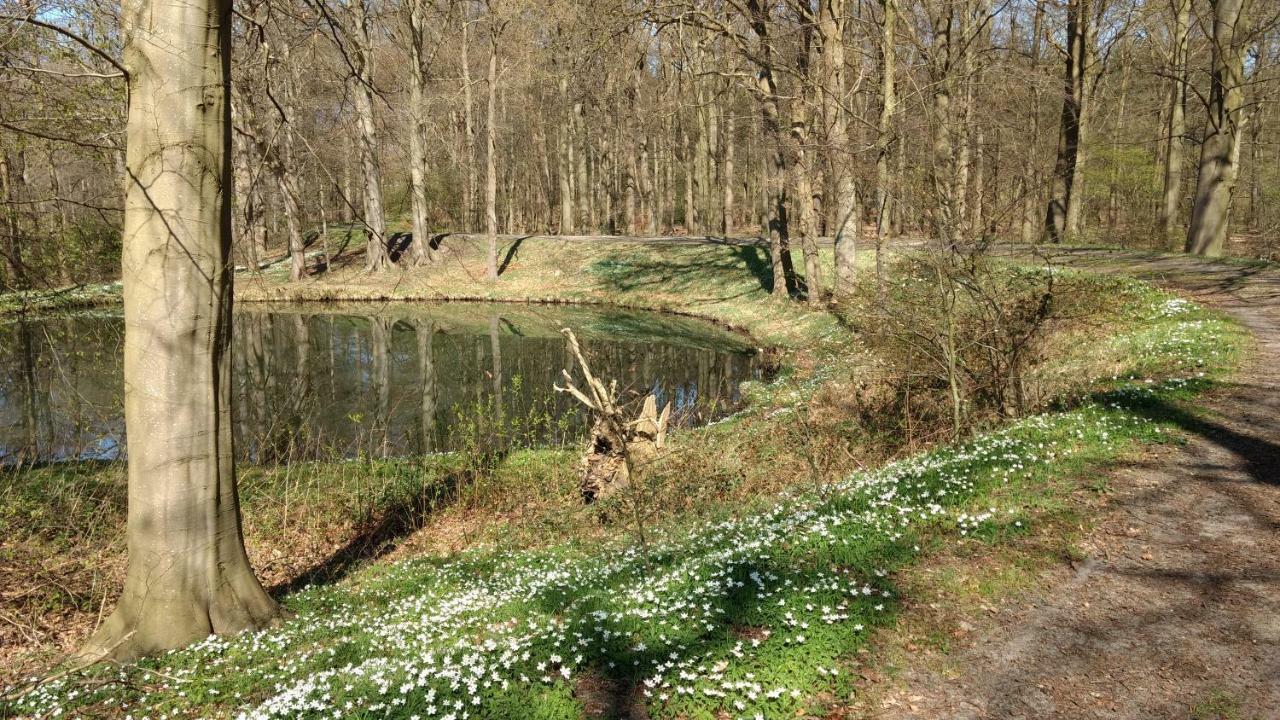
[79,0,280,664]
[1186,0,1249,257]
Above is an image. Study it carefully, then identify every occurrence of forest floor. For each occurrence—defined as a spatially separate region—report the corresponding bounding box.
[850,248,1280,720]
[3,240,1274,719]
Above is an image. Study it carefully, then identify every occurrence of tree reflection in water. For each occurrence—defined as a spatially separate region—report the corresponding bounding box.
[0,303,763,465]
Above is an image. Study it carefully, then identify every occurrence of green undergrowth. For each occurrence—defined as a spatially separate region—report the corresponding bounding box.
[4,266,1249,719]
[0,282,122,316]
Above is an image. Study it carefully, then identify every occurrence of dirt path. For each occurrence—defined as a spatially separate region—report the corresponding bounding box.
[875,249,1280,720]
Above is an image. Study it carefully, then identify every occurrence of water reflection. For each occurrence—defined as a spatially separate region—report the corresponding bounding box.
[0,304,762,464]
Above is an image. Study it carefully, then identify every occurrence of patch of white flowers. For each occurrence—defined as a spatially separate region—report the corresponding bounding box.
[10,403,1163,720]
[1155,297,1194,318]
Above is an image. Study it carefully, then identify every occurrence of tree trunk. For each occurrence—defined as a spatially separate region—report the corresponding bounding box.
[575,102,590,232]
[1247,99,1261,229]
[1157,0,1191,249]
[821,0,857,299]
[370,317,390,458]
[234,86,307,282]
[407,0,437,265]
[353,0,389,271]
[1044,0,1091,244]
[558,75,574,233]
[486,29,500,280]
[1186,0,1248,257]
[722,111,735,235]
[230,99,266,269]
[1,152,25,289]
[748,0,794,297]
[462,17,477,232]
[874,0,897,287]
[418,320,437,453]
[929,4,958,249]
[792,20,823,306]
[267,33,307,281]
[1019,0,1045,243]
[79,0,279,664]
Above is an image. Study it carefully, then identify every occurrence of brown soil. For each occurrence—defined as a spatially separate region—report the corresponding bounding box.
[861,249,1280,719]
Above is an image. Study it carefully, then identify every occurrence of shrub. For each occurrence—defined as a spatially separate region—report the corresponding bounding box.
[838,251,1108,440]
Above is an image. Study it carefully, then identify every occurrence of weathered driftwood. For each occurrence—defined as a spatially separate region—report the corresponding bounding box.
[554,328,670,504]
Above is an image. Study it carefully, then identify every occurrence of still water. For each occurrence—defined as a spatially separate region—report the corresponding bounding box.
[0,303,763,464]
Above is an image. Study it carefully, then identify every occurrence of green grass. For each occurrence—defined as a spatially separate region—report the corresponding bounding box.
[1191,690,1247,720]
[3,262,1249,719]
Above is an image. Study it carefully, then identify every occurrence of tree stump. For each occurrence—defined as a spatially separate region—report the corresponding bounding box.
[555,328,670,504]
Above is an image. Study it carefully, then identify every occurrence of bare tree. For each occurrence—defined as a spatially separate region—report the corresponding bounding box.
[873,0,897,288]
[1157,0,1191,249]
[485,0,504,280]
[78,0,280,663]
[406,0,447,265]
[1185,0,1250,256]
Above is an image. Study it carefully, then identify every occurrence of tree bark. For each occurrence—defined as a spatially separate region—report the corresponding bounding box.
[1044,0,1092,244]
[929,3,959,249]
[486,26,500,280]
[462,17,477,232]
[1019,0,1045,243]
[1186,0,1249,257]
[574,102,591,231]
[1,152,25,289]
[747,0,794,297]
[1158,0,1191,249]
[816,0,856,299]
[418,320,437,453]
[722,110,735,235]
[792,19,823,306]
[260,25,308,281]
[370,317,390,458]
[353,0,390,271]
[407,0,437,265]
[230,99,267,269]
[874,0,897,287]
[557,74,574,233]
[79,0,279,664]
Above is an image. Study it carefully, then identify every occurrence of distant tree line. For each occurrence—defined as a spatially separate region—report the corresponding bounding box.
[2,0,1279,289]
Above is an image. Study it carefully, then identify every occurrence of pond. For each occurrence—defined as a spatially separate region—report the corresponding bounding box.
[0,303,764,464]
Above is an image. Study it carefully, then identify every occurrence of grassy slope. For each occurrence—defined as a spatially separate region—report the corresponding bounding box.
[235,238,836,347]
[3,241,1249,719]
